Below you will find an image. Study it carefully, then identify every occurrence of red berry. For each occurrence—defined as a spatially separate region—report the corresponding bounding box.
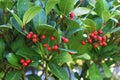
[70,12,75,20]
[97,36,102,41]
[102,36,106,41]
[26,34,32,39]
[32,38,37,43]
[29,31,33,35]
[87,38,92,43]
[47,47,52,51]
[62,37,69,43]
[98,30,103,34]
[93,35,97,40]
[90,33,94,38]
[62,37,65,41]
[22,62,28,67]
[50,36,55,41]
[33,34,37,39]
[53,45,59,51]
[102,41,107,46]
[20,59,25,64]
[26,59,31,64]
[43,43,48,48]
[69,52,74,55]
[93,30,98,35]
[99,42,103,46]
[81,40,86,45]
[93,44,98,48]
[40,34,46,40]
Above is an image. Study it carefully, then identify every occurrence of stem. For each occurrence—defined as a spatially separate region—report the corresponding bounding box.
[45,61,48,80]
[22,68,26,80]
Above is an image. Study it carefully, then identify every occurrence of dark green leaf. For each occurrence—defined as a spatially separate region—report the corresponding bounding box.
[4,71,22,80]
[45,0,60,15]
[102,62,112,78]
[0,39,5,59]
[110,27,120,33]
[58,0,75,15]
[89,63,103,80]
[0,9,4,25]
[23,6,42,25]
[0,24,12,30]
[48,62,68,80]
[27,74,41,80]
[6,53,20,67]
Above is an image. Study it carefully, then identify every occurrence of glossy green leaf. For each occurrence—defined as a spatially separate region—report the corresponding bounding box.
[52,52,72,64]
[45,0,60,15]
[23,6,42,25]
[35,24,60,43]
[33,9,47,27]
[73,53,91,60]
[0,24,12,30]
[8,9,23,27]
[87,0,96,7]
[95,0,109,17]
[89,63,103,80]
[59,48,77,53]
[27,74,41,80]
[4,71,22,80]
[73,7,96,16]
[110,27,120,33]
[58,0,75,15]
[48,62,68,80]
[102,11,111,22]
[6,53,20,67]
[17,0,29,18]
[102,62,112,78]
[16,47,41,61]
[0,39,5,59]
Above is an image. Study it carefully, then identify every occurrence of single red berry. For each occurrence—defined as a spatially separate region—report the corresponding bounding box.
[70,12,75,20]
[22,62,28,67]
[93,44,98,48]
[32,38,37,43]
[93,35,97,40]
[29,31,33,35]
[69,52,74,55]
[98,30,103,34]
[26,34,32,39]
[43,43,48,48]
[20,59,25,64]
[102,36,106,41]
[33,34,37,39]
[53,45,59,51]
[50,36,55,41]
[26,59,31,64]
[40,34,46,40]
[87,38,92,43]
[116,22,120,26]
[102,41,107,46]
[47,47,52,51]
[93,30,98,35]
[99,42,103,46]
[62,38,69,43]
[97,36,102,41]
[90,33,94,38]
[81,40,86,45]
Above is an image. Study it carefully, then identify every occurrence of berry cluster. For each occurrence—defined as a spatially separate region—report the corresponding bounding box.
[26,31,38,43]
[20,59,31,67]
[69,12,75,20]
[81,30,107,48]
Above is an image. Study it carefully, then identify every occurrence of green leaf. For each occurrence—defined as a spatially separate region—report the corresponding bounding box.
[0,39,5,59]
[0,24,12,30]
[27,74,41,80]
[73,7,96,16]
[0,71,5,79]
[52,52,72,64]
[33,9,47,27]
[95,0,109,17]
[8,9,23,27]
[45,0,60,15]
[73,53,91,60]
[58,0,75,15]
[89,63,103,80]
[110,27,120,33]
[4,71,22,80]
[23,6,42,25]
[0,9,4,25]
[48,62,68,80]
[59,48,77,53]
[87,0,96,7]
[16,47,41,61]
[6,53,20,67]
[35,24,60,43]
[10,17,25,35]
[102,62,112,78]
[17,0,29,18]
[102,11,111,22]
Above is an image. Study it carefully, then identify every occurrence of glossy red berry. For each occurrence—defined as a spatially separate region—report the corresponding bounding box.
[20,59,25,64]
[29,31,33,35]
[93,35,97,40]
[32,38,37,43]
[43,43,48,48]
[33,34,37,39]
[26,34,32,39]
[93,44,98,48]
[97,36,102,41]
[70,12,75,20]
[53,45,59,51]
[48,47,52,51]
[22,62,28,67]
[69,52,74,55]
[87,38,92,43]
[81,40,86,45]
[102,36,106,41]
[102,41,107,46]
[98,30,103,34]
[50,36,55,41]
[93,30,98,35]
[62,37,69,43]
[40,34,46,40]
[90,33,94,38]
[26,59,31,64]
[99,42,103,46]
